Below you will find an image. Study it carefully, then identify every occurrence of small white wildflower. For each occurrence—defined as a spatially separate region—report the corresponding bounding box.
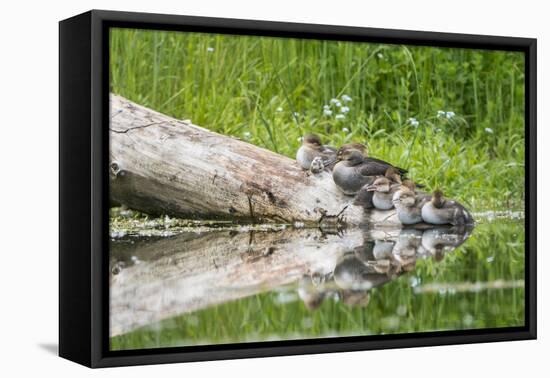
[207,47,215,52]
[323,104,330,110]
[437,110,446,117]
[110,230,127,239]
[340,106,350,113]
[330,98,339,105]
[274,291,298,304]
[186,315,200,327]
[396,305,407,316]
[341,94,352,103]
[293,112,300,117]
[408,117,419,127]
[297,136,303,142]
[334,101,342,107]
[323,109,333,116]
[335,114,345,120]
[463,314,474,326]
[342,127,349,133]
[446,111,456,119]
[243,131,251,139]
[377,53,384,59]
[486,256,495,263]
[276,107,283,112]
[301,317,313,329]
[410,276,420,287]
[485,127,494,134]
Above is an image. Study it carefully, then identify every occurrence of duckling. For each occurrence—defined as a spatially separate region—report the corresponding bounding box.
[352,241,375,264]
[373,239,395,261]
[392,187,428,225]
[362,239,399,276]
[421,190,474,226]
[296,134,337,172]
[401,179,416,191]
[353,184,375,209]
[392,228,422,272]
[364,169,403,210]
[421,226,472,253]
[398,178,431,202]
[309,156,325,174]
[363,177,394,210]
[340,290,371,307]
[420,226,469,262]
[297,276,326,310]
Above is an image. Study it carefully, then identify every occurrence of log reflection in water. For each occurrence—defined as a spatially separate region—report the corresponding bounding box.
[110,226,472,337]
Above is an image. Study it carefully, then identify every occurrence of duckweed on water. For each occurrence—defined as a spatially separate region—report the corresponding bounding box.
[109,207,290,239]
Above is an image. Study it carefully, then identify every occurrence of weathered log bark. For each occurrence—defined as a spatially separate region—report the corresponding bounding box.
[109,94,400,226]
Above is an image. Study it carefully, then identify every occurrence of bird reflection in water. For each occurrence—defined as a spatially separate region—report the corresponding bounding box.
[109,224,473,336]
[297,225,473,310]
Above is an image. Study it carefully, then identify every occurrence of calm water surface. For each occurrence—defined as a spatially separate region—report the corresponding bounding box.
[109,215,525,350]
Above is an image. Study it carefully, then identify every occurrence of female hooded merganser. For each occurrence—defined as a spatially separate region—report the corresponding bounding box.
[421,190,474,226]
[336,142,368,159]
[334,149,408,195]
[333,150,378,195]
[333,252,392,295]
[392,187,428,225]
[296,134,337,172]
[335,143,408,177]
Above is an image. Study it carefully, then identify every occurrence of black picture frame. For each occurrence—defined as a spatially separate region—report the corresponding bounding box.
[59,9,537,368]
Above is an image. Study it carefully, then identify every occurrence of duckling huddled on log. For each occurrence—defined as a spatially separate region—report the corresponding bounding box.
[296,134,337,173]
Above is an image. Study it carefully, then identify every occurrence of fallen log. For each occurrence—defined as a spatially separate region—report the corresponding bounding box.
[109,94,400,226]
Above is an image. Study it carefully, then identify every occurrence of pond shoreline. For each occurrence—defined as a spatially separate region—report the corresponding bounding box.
[109,207,524,239]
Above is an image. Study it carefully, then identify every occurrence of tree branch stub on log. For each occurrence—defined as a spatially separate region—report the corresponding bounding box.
[109,94,400,226]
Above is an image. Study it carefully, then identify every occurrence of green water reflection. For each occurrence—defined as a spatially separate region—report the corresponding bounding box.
[110,218,524,351]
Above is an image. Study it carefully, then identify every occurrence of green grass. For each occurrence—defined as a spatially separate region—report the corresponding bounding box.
[110,28,525,211]
[110,219,525,350]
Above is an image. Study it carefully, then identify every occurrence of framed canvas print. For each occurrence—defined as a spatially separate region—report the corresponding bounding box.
[59,10,537,368]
